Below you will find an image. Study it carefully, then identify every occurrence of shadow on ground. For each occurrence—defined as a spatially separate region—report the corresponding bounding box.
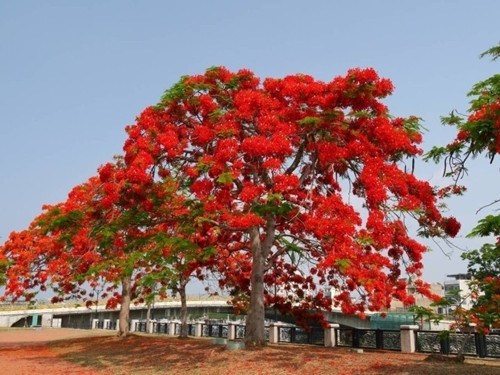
[46,334,499,375]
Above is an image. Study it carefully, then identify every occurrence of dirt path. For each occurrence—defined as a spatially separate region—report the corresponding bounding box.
[0,328,113,375]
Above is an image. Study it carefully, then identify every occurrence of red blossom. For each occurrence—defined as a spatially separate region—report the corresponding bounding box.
[441,216,461,237]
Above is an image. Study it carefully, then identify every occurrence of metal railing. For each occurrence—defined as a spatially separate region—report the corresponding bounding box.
[336,328,401,351]
[235,324,246,340]
[135,321,147,332]
[278,326,324,346]
[415,330,500,358]
[174,323,196,336]
[92,319,500,359]
[201,323,228,338]
[154,322,168,334]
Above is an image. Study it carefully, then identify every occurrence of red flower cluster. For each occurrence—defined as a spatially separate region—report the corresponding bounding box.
[0,66,461,336]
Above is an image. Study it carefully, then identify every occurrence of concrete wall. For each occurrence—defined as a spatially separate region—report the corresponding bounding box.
[0,313,55,328]
[0,314,28,328]
[0,300,234,328]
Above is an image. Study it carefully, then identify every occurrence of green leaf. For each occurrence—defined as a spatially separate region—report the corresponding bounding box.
[355,236,373,246]
[208,108,224,119]
[206,66,221,73]
[49,210,85,231]
[251,202,293,217]
[267,193,283,203]
[480,43,500,61]
[217,172,234,184]
[402,116,423,134]
[324,110,343,120]
[160,76,189,104]
[467,214,500,238]
[440,111,464,126]
[196,160,213,173]
[298,116,321,126]
[198,246,216,261]
[423,146,449,163]
[277,237,303,254]
[163,237,198,253]
[335,259,351,272]
[349,110,372,119]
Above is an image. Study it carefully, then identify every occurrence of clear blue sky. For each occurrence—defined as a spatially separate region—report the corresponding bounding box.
[1,1,498,287]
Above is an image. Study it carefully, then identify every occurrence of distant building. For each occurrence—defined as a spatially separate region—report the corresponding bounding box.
[389,280,444,313]
[328,280,445,313]
[441,273,474,314]
[328,274,476,317]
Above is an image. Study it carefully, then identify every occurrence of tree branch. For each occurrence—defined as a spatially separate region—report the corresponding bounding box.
[285,141,306,175]
[476,198,500,214]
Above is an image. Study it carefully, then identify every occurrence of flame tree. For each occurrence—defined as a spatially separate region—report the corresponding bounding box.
[122,67,458,345]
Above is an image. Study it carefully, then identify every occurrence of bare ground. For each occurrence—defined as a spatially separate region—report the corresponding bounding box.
[0,328,498,375]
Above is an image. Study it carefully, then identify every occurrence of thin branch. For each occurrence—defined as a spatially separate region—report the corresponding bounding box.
[285,141,306,175]
[475,198,500,214]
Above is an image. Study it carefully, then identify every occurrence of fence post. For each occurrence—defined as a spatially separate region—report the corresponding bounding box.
[130,319,138,332]
[324,323,340,347]
[439,332,450,355]
[147,320,155,334]
[375,329,383,349]
[218,324,224,337]
[475,333,487,358]
[91,319,99,329]
[290,327,296,343]
[103,319,110,330]
[228,322,236,340]
[400,325,419,353]
[269,323,281,344]
[352,329,360,348]
[168,321,178,336]
[195,321,203,337]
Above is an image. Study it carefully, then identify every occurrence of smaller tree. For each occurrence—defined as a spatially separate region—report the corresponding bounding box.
[0,206,90,305]
[1,164,163,337]
[409,305,443,330]
[425,43,500,332]
[462,215,500,329]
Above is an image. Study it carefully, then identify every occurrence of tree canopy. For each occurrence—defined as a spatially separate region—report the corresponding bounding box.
[122,67,457,344]
[426,43,500,331]
[1,66,459,344]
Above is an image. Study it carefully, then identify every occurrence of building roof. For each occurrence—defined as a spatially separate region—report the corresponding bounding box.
[446,273,471,280]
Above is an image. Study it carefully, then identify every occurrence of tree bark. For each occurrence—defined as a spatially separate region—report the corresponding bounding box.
[245,216,276,346]
[245,226,266,346]
[179,276,189,338]
[118,275,132,337]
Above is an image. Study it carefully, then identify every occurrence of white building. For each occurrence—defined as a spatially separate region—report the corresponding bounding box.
[388,280,444,313]
[442,273,474,313]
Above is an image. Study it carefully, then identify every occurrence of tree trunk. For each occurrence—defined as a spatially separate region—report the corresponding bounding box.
[118,275,132,337]
[179,276,189,338]
[245,226,267,346]
[456,330,472,362]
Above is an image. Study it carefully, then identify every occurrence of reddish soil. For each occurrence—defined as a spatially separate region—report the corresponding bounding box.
[0,328,113,375]
[0,328,498,374]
